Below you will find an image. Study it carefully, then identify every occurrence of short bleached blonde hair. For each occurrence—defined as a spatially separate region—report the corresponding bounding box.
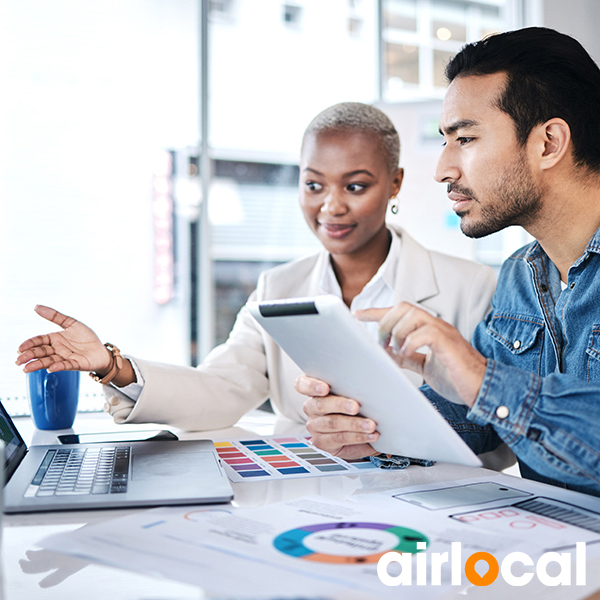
[301,102,400,173]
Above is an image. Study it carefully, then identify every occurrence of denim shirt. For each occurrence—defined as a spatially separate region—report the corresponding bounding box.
[425,226,600,497]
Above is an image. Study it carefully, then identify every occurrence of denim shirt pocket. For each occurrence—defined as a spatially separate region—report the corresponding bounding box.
[585,325,600,382]
[486,314,544,372]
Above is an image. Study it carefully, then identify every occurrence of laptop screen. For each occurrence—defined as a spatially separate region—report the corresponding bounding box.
[0,401,27,483]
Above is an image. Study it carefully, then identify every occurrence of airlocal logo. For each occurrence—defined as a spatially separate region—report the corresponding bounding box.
[377,542,586,587]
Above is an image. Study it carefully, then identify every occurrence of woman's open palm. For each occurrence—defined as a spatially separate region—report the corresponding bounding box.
[16,306,109,374]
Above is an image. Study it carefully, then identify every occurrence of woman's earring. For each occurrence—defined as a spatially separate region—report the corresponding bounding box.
[390,197,399,214]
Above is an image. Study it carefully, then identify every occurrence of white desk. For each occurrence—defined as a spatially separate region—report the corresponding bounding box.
[4,411,600,600]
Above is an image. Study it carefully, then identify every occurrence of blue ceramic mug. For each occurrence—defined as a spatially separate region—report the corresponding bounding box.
[26,370,80,430]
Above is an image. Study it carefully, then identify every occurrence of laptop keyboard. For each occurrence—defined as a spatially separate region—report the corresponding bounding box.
[30,446,131,496]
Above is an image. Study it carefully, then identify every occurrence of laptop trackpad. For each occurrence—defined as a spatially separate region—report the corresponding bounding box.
[132,451,215,481]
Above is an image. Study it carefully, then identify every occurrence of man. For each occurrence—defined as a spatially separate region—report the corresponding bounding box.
[298,27,600,497]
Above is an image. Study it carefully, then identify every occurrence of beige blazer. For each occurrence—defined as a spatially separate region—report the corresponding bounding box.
[105,226,496,431]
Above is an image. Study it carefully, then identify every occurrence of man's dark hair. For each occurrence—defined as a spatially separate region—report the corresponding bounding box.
[445,27,600,172]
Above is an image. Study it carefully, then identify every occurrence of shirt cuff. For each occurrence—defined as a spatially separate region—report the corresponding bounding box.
[103,394,136,423]
[108,356,145,402]
[467,359,540,444]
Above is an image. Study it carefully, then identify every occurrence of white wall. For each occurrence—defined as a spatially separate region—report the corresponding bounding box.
[543,0,600,64]
[209,0,379,157]
[0,0,199,407]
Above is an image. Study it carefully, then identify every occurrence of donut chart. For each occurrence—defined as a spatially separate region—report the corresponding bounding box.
[273,522,428,564]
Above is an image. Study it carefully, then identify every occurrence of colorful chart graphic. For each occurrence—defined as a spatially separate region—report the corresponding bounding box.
[273,522,429,564]
[215,436,378,482]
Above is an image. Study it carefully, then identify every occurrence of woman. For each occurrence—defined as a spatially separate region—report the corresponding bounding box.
[17,102,496,432]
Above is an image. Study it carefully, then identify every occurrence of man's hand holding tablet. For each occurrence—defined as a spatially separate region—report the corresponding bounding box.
[296,375,379,460]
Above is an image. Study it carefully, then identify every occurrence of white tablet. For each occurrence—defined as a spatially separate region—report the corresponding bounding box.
[247,295,481,467]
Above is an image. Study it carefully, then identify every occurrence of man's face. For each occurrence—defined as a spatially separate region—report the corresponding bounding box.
[435,72,542,238]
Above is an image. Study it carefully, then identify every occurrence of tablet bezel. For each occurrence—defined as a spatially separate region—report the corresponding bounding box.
[247,295,481,467]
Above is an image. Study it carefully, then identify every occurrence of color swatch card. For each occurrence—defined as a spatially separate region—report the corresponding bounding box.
[214,436,379,481]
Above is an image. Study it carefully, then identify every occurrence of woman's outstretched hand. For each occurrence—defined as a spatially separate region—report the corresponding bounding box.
[16,305,110,375]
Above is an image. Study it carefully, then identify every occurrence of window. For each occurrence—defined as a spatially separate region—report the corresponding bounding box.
[382,0,512,100]
[386,42,420,88]
[347,0,366,37]
[209,158,318,346]
[431,0,468,43]
[0,0,199,415]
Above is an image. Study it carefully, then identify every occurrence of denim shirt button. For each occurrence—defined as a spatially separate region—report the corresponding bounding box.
[496,405,510,419]
[540,284,548,292]
[570,282,576,289]
[513,340,521,349]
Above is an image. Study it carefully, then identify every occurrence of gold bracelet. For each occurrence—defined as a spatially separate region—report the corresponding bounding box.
[89,343,123,385]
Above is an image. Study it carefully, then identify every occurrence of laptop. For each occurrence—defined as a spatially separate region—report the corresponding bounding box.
[0,400,233,513]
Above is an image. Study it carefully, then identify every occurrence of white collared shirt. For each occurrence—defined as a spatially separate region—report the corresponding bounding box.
[319,227,401,341]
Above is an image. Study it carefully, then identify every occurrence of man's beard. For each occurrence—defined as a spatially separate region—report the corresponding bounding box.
[453,153,542,239]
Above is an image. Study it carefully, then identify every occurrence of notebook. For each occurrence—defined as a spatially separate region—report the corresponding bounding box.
[0,400,233,513]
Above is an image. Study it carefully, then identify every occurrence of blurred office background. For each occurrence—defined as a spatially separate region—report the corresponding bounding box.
[1,0,599,415]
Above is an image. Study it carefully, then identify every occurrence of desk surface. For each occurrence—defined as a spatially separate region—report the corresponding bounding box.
[4,411,600,600]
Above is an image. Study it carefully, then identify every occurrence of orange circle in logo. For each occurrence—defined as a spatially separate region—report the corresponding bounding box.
[464,552,499,586]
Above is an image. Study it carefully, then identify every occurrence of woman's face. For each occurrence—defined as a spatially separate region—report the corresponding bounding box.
[299,130,403,258]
